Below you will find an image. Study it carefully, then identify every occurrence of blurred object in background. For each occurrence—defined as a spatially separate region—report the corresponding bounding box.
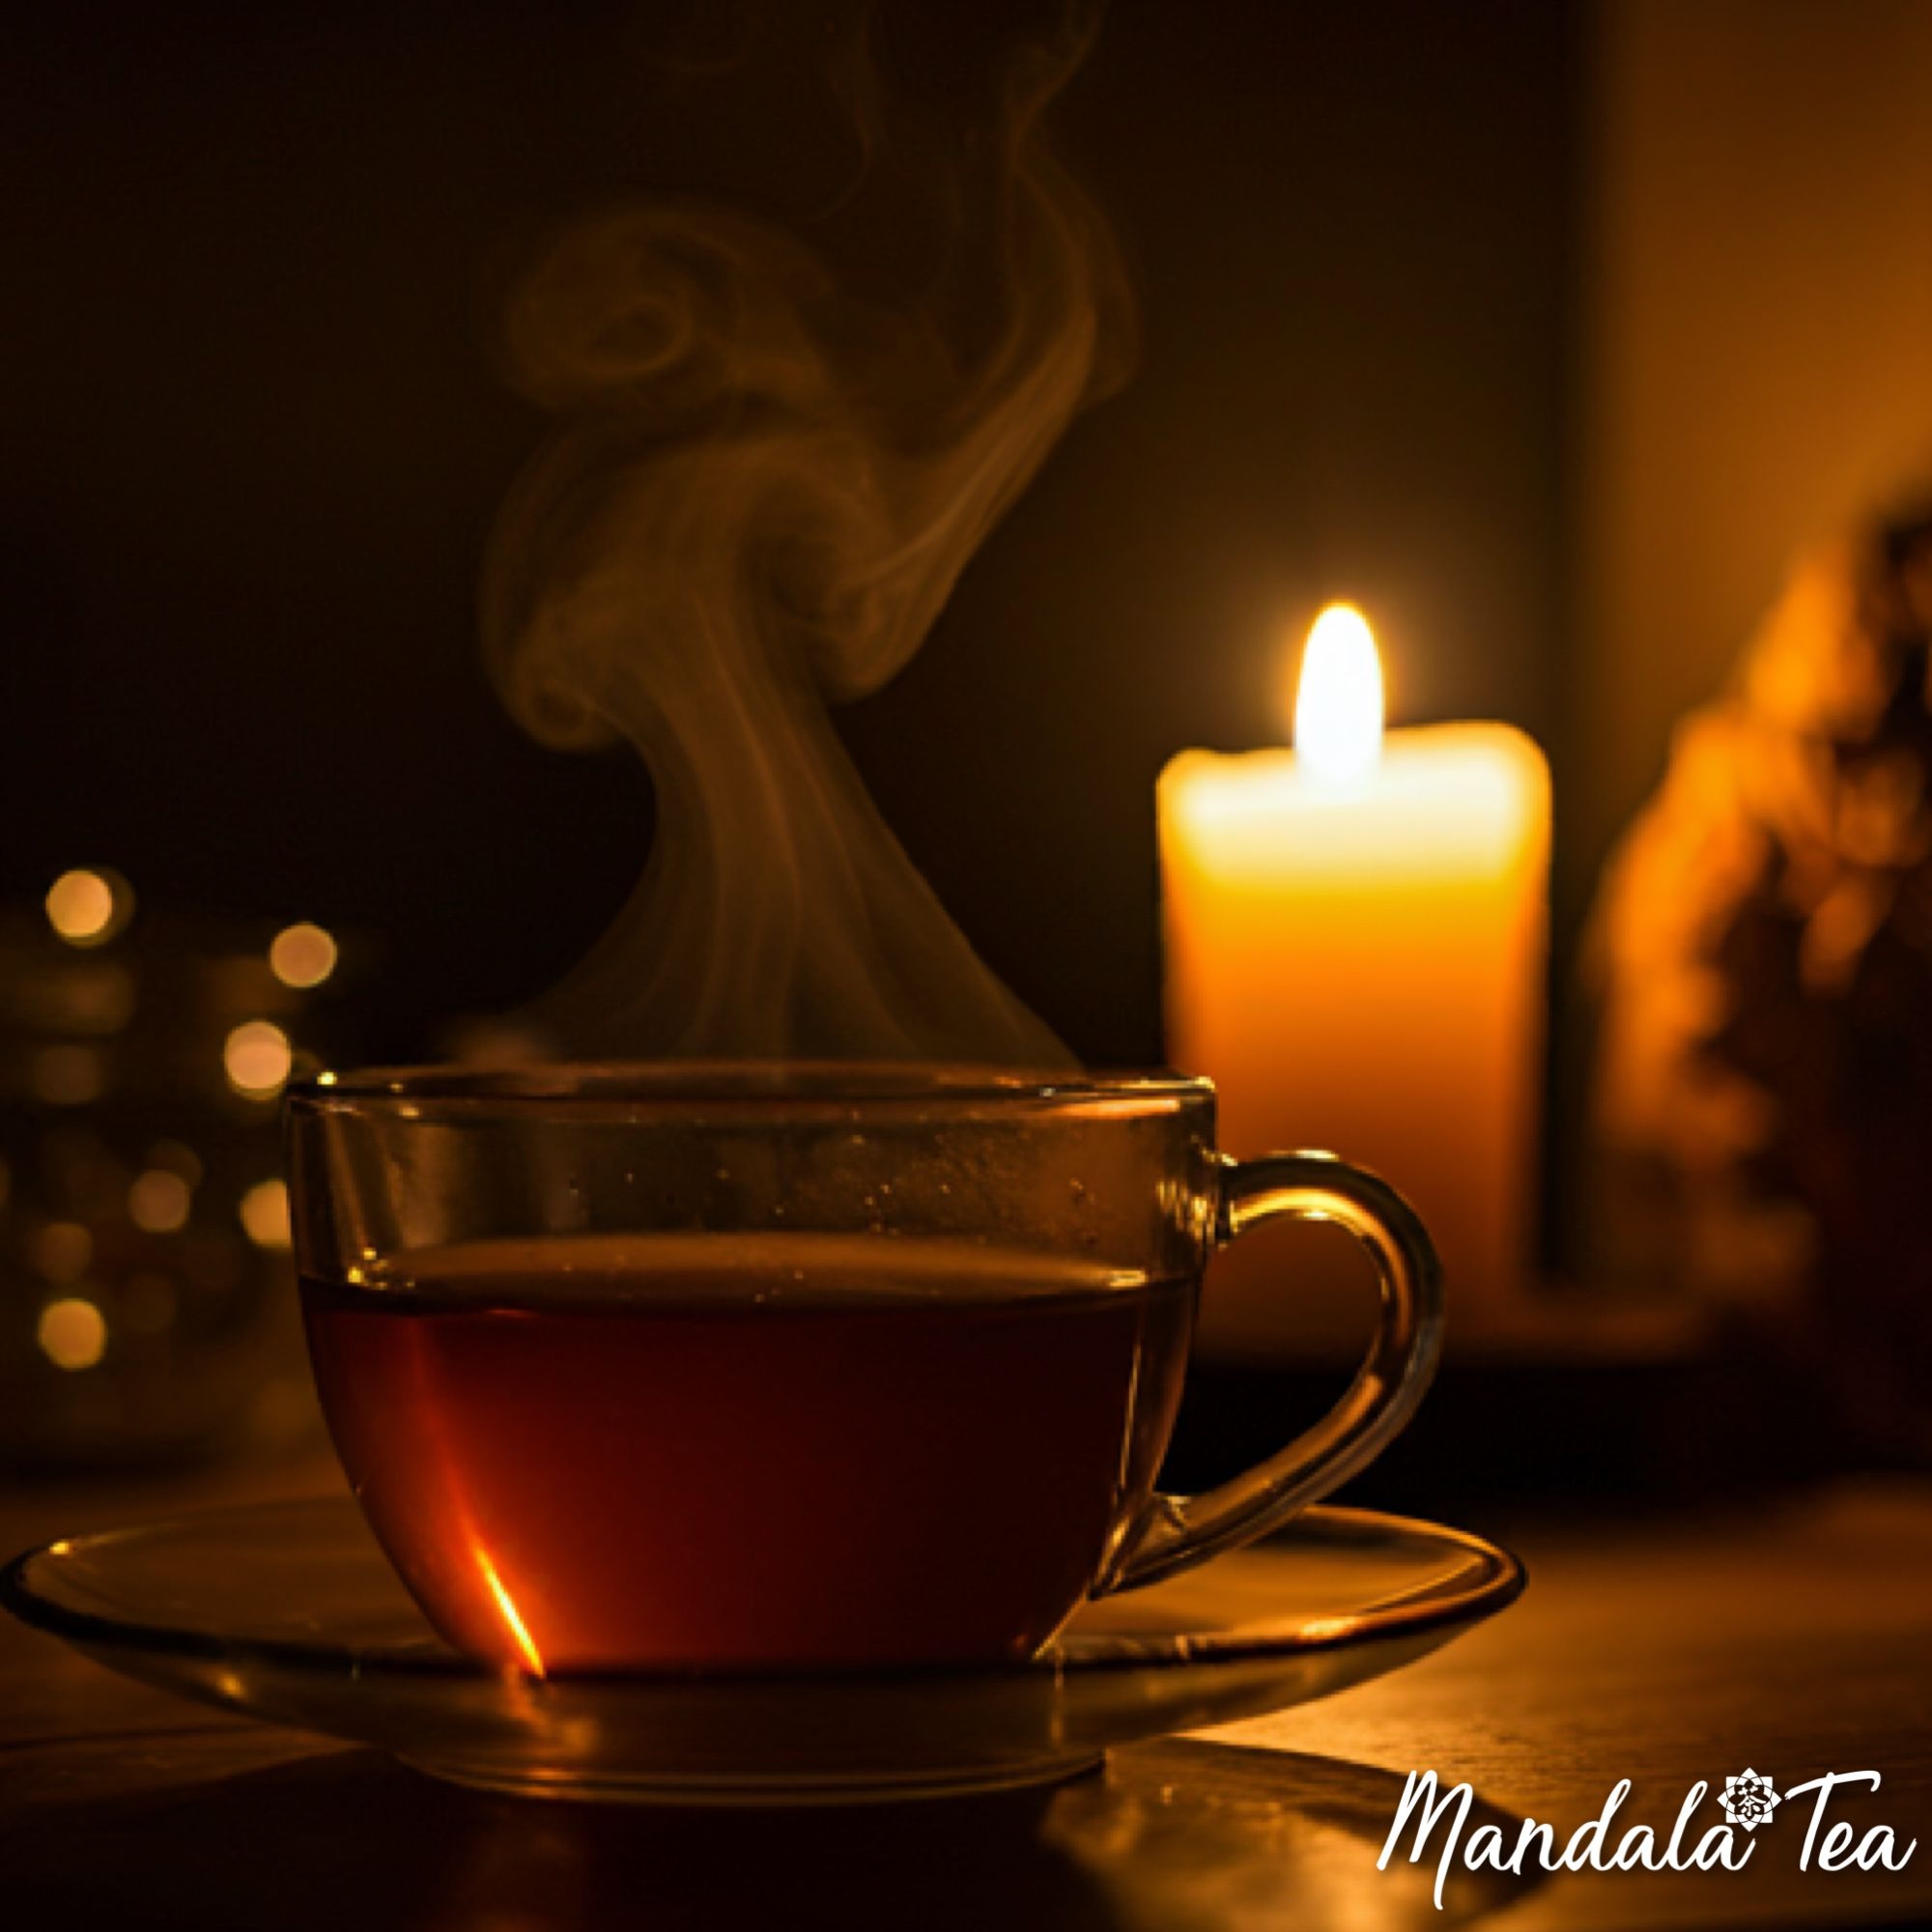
[0,870,353,1469]
[1590,496,1932,1462]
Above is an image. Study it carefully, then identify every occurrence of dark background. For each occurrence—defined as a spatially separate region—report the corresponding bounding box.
[0,0,1578,1065]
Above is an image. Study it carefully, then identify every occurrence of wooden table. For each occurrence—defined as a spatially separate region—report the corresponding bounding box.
[1,1458,1927,1930]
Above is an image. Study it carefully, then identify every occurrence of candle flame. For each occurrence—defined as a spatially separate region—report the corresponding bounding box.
[1293,604,1384,786]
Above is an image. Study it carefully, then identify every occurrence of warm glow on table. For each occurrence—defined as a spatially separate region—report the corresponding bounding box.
[1160,608,1549,1354]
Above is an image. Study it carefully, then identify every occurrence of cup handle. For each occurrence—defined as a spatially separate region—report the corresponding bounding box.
[1104,1150,1445,1594]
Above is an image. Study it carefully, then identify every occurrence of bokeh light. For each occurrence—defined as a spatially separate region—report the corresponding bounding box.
[239,1178,292,1249]
[147,1140,205,1187]
[44,868,131,948]
[224,1020,293,1098]
[38,1298,107,1372]
[64,963,135,1033]
[269,923,338,989]
[31,1045,106,1106]
[28,1222,93,1284]
[128,1169,193,1234]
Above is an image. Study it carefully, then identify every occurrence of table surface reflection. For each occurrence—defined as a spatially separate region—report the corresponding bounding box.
[1,1457,1928,1931]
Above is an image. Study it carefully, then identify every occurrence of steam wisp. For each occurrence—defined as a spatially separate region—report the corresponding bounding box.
[483,6,1130,1065]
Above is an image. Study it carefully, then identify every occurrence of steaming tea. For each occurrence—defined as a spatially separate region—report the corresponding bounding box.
[302,1233,1194,1673]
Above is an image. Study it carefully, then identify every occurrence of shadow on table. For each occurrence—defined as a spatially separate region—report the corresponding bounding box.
[0,1735,1546,1930]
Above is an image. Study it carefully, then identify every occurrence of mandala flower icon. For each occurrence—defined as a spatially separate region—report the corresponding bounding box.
[1719,1769,1780,1830]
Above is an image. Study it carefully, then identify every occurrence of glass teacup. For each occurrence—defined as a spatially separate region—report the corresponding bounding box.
[289,1064,1441,1673]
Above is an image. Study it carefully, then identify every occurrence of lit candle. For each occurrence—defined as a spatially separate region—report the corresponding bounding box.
[1158,605,1549,1353]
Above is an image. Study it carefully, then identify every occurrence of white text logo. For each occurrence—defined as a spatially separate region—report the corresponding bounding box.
[1378,1769,1917,1911]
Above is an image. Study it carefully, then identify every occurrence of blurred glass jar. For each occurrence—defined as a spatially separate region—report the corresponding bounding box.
[0,870,352,1469]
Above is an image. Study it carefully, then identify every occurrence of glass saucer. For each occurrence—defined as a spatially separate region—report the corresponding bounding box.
[1,1498,1521,1804]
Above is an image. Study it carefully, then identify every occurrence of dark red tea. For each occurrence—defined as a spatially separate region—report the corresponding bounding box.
[302,1234,1193,1673]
